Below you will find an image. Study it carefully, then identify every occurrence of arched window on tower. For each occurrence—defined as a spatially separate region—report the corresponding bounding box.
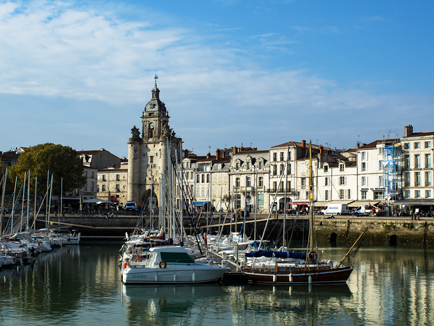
[148,122,155,138]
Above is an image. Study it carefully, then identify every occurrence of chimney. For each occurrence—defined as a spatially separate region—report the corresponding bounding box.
[404,125,413,137]
[301,140,306,157]
[319,145,323,154]
[207,152,211,159]
[357,142,360,149]
[233,146,237,154]
[216,149,220,160]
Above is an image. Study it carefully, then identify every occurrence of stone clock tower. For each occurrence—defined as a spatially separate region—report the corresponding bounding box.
[127,76,183,207]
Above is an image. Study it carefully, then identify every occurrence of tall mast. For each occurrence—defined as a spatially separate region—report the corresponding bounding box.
[0,168,7,236]
[309,140,314,254]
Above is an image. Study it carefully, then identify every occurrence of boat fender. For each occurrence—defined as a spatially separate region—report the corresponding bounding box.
[159,260,167,269]
[135,257,142,263]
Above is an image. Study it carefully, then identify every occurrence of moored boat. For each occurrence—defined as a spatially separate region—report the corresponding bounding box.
[121,246,230,284]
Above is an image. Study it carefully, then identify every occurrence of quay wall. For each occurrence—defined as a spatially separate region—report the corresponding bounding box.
[25,215,434,247]
[315,218,434,247]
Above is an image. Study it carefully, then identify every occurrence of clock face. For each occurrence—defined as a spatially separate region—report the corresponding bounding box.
[149,122,154,129]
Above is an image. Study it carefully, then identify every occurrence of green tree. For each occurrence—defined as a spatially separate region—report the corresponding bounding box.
[9,143,85,196]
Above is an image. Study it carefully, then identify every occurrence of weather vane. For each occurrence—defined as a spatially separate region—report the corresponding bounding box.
[154,72,158,86]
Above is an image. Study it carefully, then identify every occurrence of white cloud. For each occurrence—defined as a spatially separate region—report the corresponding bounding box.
[0,0,432,156]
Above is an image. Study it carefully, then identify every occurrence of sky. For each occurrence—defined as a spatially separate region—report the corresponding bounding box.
[1,0,433,158]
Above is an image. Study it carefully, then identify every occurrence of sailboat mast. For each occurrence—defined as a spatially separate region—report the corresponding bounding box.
[309,140,314,254]
[0,168,7,236]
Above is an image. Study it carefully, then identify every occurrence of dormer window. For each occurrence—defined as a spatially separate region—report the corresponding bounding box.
[340,164,345,172]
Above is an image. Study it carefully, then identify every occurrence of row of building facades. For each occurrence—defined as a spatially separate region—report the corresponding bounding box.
[2,79,433,215]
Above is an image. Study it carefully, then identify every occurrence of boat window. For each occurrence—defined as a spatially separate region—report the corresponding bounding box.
[160,252,195,263]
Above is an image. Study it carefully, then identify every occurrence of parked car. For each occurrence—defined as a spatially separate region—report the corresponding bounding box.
[125,201,136,211]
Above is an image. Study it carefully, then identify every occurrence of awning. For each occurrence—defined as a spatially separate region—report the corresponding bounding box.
[314,200,353,207]
[192,201,210,206]
[348,200,380,208]
[390,199,434,206]
[83,198,112,204]
[291,201,310,205]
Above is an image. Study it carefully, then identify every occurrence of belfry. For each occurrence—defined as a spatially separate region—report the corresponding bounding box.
[127,76,182,207]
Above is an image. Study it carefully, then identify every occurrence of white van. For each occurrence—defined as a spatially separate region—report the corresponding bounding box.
[320,204,349,215]
[352,205,372,216]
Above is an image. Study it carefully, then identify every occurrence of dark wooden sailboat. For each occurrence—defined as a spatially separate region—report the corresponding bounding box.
[242,141,365,284]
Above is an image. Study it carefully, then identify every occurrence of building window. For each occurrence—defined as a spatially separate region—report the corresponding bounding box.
[415,190,421,198]
[405,155,410,169]
[102,175,106,181]
[340,164,345,172]
[286,181,291,191]
[201,174,205,183]
[379,176,384,187]
[425,141,431,148]
[325,190,329,201]
[246,177,251,187]
[102,185,106,191]
[273,153,277,162]
[379,161,383,171]
[247,162,251,169]
[324,165,328,173]
[236,178,240,187]
[361,162,366,172]
[404,190,410,198]
[91,171,94,178]
[116,184,120,191]
[236,162,240,169]
[288,152,291,160]
[280,152,284,161]
[347,189,351,199]
[259,177,264,187]
[426,171,432,186]
[91,182,94,192]
[426,190,432,198]
[339,189,345,200]
[259,161,263,169]
[403,143,409,149]
[405,173,410,187]
[339,176,345,185]
[206,174,210,183]
[301,178,306,188]
[415,172,421,186]
[116,174,120,181]
[273,181,277,191]
[361,191,367,200]
[324,177,329,186]
[280,164,284,175]
[414,142,420,149]
[415,154,420,168]
[361,177,367,186]
[426,154,431,168]
[280,182,284,191]
[273,165,277,176]
[149,156,154,164]
[374,191,384,200]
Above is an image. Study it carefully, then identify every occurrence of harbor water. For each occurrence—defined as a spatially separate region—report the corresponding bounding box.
[1,242,433,326]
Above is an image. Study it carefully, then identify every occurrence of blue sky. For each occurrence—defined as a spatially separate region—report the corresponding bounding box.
[1,0,433,157]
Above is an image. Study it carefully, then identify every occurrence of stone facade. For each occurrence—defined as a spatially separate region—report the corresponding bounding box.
[127,77,182,207]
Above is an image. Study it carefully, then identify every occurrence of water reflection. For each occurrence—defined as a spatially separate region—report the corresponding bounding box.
[122,284,228,325]
[0,244,433,326]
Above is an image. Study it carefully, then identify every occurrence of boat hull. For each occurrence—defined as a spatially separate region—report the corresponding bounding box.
[122,263,230,284]
[242,266,353,284]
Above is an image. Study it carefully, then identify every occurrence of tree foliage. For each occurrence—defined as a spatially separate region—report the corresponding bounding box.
[8,143,85,196]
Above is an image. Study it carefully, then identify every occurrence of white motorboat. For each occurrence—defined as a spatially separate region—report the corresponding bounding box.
[121,246,230,284]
